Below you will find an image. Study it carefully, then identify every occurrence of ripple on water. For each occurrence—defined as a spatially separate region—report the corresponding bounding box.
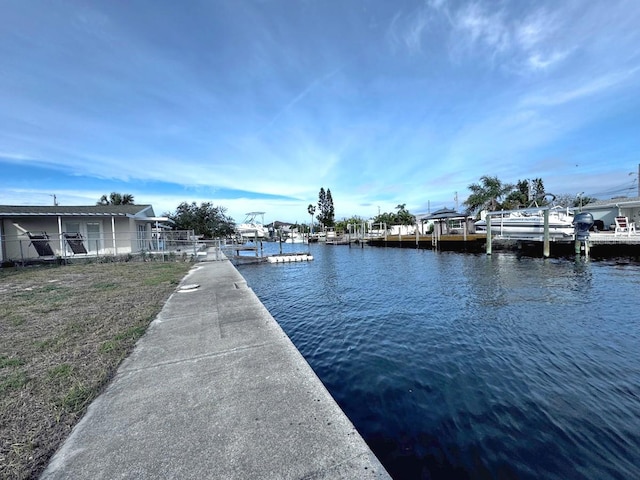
[239,245,640,480]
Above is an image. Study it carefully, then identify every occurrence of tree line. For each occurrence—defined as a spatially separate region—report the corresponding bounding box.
[97,176,594,238]
[463,176,594,216]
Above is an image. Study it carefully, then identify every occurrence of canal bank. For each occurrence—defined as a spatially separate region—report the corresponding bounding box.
[41,258,390,479]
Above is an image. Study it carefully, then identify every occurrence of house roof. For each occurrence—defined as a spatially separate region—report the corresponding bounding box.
[583,196,640,209]
[420,208,468,220]
[0,204,155,218]
[267,221,292,228]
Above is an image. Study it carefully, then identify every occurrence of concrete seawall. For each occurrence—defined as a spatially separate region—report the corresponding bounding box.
[41,259,390,479]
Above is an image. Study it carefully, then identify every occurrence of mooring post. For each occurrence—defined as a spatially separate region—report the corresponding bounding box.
[543,209,550,258]
[486,215,492,255]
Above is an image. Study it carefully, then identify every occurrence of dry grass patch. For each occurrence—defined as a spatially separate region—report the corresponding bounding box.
[0,260,193,479]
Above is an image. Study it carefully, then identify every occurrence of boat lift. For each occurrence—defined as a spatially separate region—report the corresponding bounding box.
[484,207,594,258]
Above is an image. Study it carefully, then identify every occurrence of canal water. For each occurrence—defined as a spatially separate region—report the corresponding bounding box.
[237,243,640,479]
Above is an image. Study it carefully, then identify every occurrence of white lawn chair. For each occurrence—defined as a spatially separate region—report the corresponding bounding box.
[614,216,636,236]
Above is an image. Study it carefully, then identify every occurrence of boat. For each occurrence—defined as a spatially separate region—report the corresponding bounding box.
[237,212,268,240]
[284,231,307,244]
[475,205,575,240]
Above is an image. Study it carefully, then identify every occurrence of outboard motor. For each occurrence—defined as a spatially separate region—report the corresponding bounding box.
[573,212,594,240]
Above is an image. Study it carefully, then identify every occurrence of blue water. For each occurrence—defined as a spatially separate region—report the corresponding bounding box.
[237,243,640,479]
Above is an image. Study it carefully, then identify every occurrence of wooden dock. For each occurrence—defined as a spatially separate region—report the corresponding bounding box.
[366,233,486,251]
[364,232,640,258]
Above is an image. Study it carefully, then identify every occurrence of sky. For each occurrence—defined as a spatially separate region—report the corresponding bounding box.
[1,0,640,224]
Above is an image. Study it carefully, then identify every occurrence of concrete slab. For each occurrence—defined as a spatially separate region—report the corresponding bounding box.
[41,260,390,479]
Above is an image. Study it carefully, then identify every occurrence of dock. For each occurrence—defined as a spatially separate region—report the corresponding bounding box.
[41,259,390,479]
[367,233,486,252]
[362,231,640,258]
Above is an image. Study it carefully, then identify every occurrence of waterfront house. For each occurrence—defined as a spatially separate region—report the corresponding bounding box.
[418,208,476,235]
[581,197,640,231]
[0,204,170,264]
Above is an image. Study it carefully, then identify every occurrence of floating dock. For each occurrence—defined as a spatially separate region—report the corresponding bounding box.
[266,253,314,263]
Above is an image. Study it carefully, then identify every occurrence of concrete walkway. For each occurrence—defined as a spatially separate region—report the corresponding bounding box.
[41,259,390,479]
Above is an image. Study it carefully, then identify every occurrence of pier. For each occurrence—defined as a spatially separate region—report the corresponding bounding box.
[364,231,640,257]
[366,233,486,252]
[41,258,389,479]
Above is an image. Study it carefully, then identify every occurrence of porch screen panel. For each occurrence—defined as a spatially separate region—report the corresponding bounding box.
[137,224,146,250]
[87,223,101,253]
[65,222,80,234]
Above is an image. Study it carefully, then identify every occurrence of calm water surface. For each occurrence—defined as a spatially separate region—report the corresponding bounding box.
[237,243,640,479]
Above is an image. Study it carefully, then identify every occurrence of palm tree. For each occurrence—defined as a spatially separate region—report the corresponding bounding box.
[97,192,135,205]
[395,204,416,225]
[464,176,513,216]
[307,204,316,234]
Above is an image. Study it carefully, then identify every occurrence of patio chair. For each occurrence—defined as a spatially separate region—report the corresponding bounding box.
[27,232,55,256]
[614,216,636,236]
[63,232,88,254]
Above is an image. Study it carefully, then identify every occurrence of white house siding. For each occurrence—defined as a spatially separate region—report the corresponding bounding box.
[2,218,61,260]
[583,201,640,231]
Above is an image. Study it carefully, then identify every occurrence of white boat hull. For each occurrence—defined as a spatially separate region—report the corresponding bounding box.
[475,210,575,239]
[237,212,268,240]
[237,225,267,239]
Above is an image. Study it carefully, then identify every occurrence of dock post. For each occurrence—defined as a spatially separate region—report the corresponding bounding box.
[486,215,492,255]
[543,209,550,258]
[584,240,590,258]
[574,237,581,255]
[433,224,438,250]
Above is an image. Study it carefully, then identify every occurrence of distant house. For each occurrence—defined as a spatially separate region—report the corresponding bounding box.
[417,208,475,235]
[0,204,170,264]
[582,197,640,231]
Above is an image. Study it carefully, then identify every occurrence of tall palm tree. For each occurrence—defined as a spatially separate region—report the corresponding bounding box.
[307,204,316,234]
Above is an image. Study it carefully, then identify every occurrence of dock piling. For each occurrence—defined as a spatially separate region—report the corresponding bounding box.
[486,215,492,255]
[543,209,550,258]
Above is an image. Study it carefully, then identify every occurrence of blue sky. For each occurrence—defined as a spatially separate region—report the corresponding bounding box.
[1,0,640,223]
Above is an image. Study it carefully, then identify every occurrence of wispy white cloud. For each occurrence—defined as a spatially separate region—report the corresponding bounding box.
[452,2,510,54]
[526,50,570,71]
[263,69,341,129]
[522,67,640,107]
[386,5,433,55]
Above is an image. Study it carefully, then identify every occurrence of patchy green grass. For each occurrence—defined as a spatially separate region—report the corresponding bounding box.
[0,371,29,393]
[0,260,193,479]
[0,356,25,368]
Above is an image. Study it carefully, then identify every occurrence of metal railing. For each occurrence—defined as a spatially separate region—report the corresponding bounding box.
[0,230,232,265]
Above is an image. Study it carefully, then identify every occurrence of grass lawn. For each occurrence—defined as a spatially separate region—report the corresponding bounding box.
[0,260,193,479]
